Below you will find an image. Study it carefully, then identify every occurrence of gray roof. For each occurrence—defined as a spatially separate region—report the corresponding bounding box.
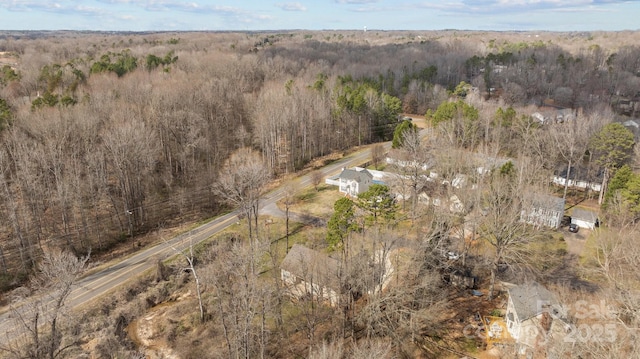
[471,153,514,172]
[281,244,341,290]
[338,168,373,182]
[508,282,556,322]
[526,193,565,213]
[557,108,575,117]
[571,208,598,223]
[554,165,604,181]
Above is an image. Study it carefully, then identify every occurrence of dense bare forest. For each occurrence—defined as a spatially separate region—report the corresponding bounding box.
[1,30,640,358]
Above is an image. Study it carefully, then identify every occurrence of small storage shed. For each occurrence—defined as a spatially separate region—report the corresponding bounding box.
[571,208,599,229]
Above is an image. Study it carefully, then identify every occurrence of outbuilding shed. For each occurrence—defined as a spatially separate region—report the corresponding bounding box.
[571,208,599,229]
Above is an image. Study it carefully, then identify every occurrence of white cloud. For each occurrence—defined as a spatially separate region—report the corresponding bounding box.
[410,0,629,15]
[0,0,635,31]
[350,5,385,12]
[335,0,379,4]
[0,1,106,16]
[275,2,307,11]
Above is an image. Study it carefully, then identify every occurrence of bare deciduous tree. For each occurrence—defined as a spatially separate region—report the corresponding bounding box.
[203,237,271,359]
[391,129,432,219]
[281,182,297,253]
[370,143,385,170]
[546,112,600,200]
[308,340,343,359]
[0,146,36,271]
[592,224,640,331]
[310,170,323,192]
[1,250,89,359]
[213,147,271,243]
[168,233,205,323]
[477,172,531,299]
[354,242,447,357]
[102,118,159,240]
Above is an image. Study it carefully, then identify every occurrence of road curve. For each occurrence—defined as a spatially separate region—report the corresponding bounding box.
[0,141,390,346]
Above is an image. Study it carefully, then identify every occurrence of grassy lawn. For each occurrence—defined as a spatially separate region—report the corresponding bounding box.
[286,183,343,218]
[577,227,607,282]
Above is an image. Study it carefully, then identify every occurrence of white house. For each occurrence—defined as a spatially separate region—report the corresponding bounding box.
[418,193,441,207]
[451,174,468,189]
[417,193,465,214]
[531,111,551,125]
[531,108,575,125]
[505,282,566,354]
[385,147,434,172]
[449,195,465,213]
[571,208,599,229]
[334,167,374,196]
[553,166,602,192]
[520,193,565,229]
[280,244,341,307]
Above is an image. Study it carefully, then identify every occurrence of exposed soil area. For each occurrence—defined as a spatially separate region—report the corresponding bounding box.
[126,291,193,359]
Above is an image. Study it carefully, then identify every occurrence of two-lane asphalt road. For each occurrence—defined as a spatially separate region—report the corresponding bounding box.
[0,142,389,346]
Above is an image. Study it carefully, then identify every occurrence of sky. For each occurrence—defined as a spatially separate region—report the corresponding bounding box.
[0,0,638,32]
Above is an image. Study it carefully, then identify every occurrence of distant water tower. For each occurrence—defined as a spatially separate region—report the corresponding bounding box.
[364,26,367,32]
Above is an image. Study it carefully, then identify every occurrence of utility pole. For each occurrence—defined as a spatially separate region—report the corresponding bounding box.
[126,208,133,248]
